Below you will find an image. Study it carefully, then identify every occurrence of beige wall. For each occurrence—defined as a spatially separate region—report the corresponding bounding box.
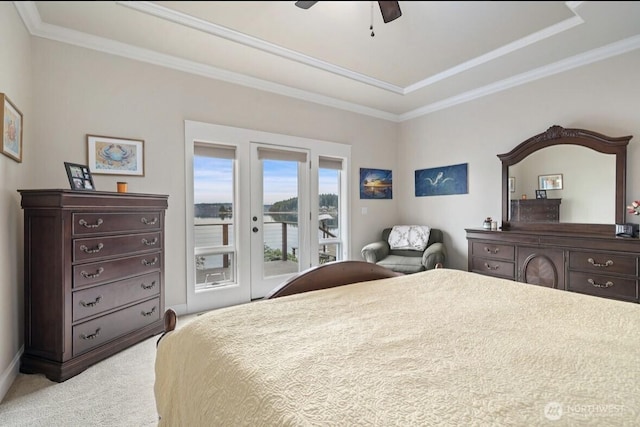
[398,49,640,270]
[0,2,31,399]
[510,146,616,223]
[1,35,398,395]
[3,6,640,399]
[29,38,399,311]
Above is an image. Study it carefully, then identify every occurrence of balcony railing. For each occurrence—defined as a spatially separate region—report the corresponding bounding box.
[195,219,337,269]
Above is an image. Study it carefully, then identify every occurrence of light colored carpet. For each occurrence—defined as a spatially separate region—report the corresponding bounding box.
[0,314,198,427]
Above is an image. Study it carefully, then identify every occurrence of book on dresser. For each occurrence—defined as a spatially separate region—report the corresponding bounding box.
[18,189,168,382]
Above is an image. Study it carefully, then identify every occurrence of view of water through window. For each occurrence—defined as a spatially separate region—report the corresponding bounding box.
[193,153,340,272]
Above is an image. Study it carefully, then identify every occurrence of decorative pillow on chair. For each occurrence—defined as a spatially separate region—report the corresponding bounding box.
[388,225,431,251]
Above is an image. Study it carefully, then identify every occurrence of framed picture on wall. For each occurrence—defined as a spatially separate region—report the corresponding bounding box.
[1,93,23,163]
[415,163,468,197]
[87,135,145,176]
[359,168,392,199]
[65,162,96,191]
[538,174,563,190]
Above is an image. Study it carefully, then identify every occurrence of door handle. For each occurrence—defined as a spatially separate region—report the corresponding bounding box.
[252,227,259,233]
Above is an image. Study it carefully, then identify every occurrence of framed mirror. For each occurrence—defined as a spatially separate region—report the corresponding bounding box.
[498,125,631,235]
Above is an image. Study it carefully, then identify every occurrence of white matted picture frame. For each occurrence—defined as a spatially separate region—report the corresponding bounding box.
[1,93,23,163]
[87,134,145,176]
[538,173,563,190]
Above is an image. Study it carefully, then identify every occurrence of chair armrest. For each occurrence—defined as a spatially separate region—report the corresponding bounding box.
[361,240,390,263]
[422,242,446,270]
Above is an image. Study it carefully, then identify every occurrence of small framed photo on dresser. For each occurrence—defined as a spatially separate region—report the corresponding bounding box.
[65,162,96,191]
[535,189,547,199]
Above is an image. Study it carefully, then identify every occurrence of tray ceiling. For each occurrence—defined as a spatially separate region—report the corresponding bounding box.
[15,1,640,121]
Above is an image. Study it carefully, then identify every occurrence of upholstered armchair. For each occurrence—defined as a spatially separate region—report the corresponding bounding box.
[361,226,446,274]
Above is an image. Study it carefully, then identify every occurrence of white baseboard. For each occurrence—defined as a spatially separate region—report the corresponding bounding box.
[0,346,23,403]
[1,303,187,401]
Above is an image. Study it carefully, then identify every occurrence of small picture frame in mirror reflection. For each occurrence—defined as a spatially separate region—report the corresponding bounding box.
[538,174,563,190]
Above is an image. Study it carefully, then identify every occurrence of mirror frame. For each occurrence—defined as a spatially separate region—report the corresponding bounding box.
[498,125,631,235]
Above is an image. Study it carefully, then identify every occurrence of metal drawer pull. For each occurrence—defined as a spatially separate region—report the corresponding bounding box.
[484,262,499,271]
[484,247,499,254]
[141,237,158,246]
[81,267,104,279]
[588,278,614,288]
[80,328,101,340]
[79,296,102,307]
[141,217,158,225]
[80,243,104,254]
[141,281,157,290]
[587,258,613,268]
[78,218,103,229]
[142,257,158,266]
[141,306,157,317]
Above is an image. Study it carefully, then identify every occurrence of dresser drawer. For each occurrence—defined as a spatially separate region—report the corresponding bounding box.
[569,251,636,276]
[471,242,515,261]
[72,212,162,236]
[471,257,515,279]
[73,252,161,288]
[72,297,160,357]
[72,272,161,321]
[567,271,637,302]
[73,232,162,262]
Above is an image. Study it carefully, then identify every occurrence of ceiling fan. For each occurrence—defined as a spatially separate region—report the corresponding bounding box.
[295,1,402,24]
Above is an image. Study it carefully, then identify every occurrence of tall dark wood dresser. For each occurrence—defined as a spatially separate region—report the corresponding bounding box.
[19,189,168,382]
[510,198,561,222]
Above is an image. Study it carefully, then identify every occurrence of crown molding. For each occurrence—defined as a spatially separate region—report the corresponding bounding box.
[12,0,40,33]
[117,1,585,97]
[13,1,399,122]
[400,34,640,122]
[405,16,584,93]
[13,1,640,123]
[117,1,405,95]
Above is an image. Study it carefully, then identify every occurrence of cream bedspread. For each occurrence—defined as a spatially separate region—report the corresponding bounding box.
[155,269,640,426]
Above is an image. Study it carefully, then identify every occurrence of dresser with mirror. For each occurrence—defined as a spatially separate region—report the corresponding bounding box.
[466,125,639,303]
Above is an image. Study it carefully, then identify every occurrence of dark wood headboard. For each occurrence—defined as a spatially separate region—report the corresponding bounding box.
[265,260,403,299]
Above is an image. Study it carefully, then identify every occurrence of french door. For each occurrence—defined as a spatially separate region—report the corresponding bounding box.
[185,121,349,314]
[250,144,310,299]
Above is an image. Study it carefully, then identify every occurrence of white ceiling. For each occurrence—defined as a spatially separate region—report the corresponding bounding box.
[14,1,640,122]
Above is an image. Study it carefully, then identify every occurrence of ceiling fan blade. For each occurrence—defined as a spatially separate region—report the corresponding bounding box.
[378,1,402,23]
[295,1,318,9]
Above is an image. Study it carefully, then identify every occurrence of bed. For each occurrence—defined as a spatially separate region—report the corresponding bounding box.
[154,262,640,426]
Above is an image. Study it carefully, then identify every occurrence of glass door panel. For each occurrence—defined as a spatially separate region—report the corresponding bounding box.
[250,144,309,299]
[263,159,300,277]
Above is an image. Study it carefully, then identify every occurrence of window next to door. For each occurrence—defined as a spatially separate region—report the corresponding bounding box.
[193,143,237,291]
